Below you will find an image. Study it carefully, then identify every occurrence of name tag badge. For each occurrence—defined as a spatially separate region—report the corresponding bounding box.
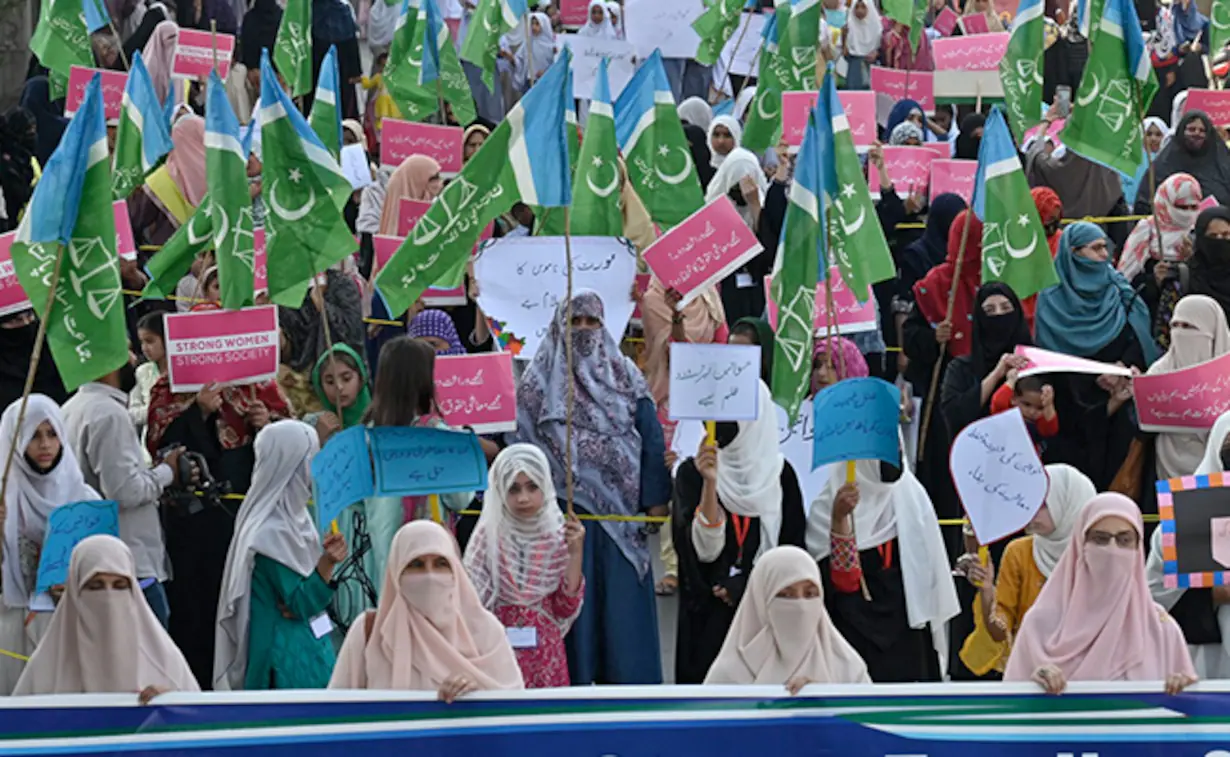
[309,612,334,639]
[735,272,754,289]
[506,626,538,649]
[729,565,743,578]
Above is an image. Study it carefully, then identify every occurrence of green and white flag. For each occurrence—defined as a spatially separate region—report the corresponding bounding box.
[882,0,927,52]
[461,0,528,90]
[778,0,820,91]
[973,108,1058,299]
[112,51,174,200]
[309,46,343,159]
[1063,0,1158,177]
[390,0,478,125]
[143,198,214,301]
[206,71,256,310]
[744,0,819,153]
[534,75,579,236]
[570,58,622,237]
[693,0,748,66]
[384,0,435,120]
[769,102,823,424]
[613,50,704,228]
[11,76,126,391]
[1212,0,1230,55]
[999,0,1045,142]
[274,0,313,96]
[819,71,894,298]
[742,8,783,153]
[31,0,94,99]
[259,52,357,308]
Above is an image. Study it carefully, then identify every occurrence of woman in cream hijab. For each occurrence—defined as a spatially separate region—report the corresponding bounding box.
[329,521,525,700]
[705,546,869,690]
[13,535,198,698]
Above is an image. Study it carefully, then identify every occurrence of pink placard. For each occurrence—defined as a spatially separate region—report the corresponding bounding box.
[1201,195,1220,211]
[959,13,990,34]
[433,352,517,433]
[929,159,978,203]
[396,197,493,259]
[764,267,878,335]
[641,196,764,306]
[171,29,235,80]
[0,233,31,318]
[1133,351,1230,432]
[253,228,267,294]
[782,91,876,149]
[868,146,937,197]
[113,201,136,262]
[373,234,467,307]
[65,66,127,121]
[869,66,934,112]
[1022,117,1066,145]
[164,305,280,392]
[559,0,589,26]
[380,119,464,175]
[1014,344,1134,379]
[923,142,951,159]
[933,6,960,36]
[932,32,1009,70]
[1184,89,1230,127]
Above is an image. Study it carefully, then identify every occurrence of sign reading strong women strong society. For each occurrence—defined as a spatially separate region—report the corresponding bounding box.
[811,378,901,469]
[165,306,280,392]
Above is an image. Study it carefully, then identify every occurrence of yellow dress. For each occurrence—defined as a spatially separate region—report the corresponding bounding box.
[959,536,1046,675]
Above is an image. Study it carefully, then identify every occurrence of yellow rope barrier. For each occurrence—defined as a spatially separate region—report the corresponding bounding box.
[893,214,1150,231]
[0,647,29,662]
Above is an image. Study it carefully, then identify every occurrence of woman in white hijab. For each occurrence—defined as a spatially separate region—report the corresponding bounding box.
[605,1,623,37]
[578,0,617,37]
[330,521,525,699]
[842,0,882,90]
[678,96,714,132]
[706,145,769,232]
[514,12,556,91]
[958,464,1096,676]
[214,421,347,691]
[0,395,98,694]
[1147,410,1230,679]
[705,545,870,690]
[1147,295,1230,480]
[807,451,960,682]
[707,114,743,169]
[462,444,585,688]
[13,535,198,698]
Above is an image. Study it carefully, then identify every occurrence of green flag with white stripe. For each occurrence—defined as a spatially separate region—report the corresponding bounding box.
[570,58,622,237]
[206,71,256,310]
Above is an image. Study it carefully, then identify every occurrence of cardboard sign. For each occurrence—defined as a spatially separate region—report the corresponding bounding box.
[870,66,934,112]
[311,426,373,535]
[1014,345,1134,379]
[341,143,373,190]
[380,119,464,176]
[933,5,960,35]
[0,233,32,318]
[1133,352,1230,432]
[36,501,120,593]
[558,34,637,100]
[811,377,902,469]
[623,0,703,58]
[433,352,517,433]
[775,399,834,511]
[369,426,488,497]
[65,67,127,121]
[932,32,1009,71]
[868,146,937,198]
[1158,474,1230,588]
[559,0,590,26]
[1184,89,1230,127]
[253,228,268,294]
[722,12,766,77]
[764,268,879,335]
[924,142,952,159]
[113,200,136,262]
[171,28,235,80]
[1022,117,1066,146]
[668,343,762,422]
[165,305,280,392]
[929,159,978,203]
[949,408,1047,546]
[373,234,466,307]
[782,91,877,149]
[641,196,764,308]
[959,13,990,34]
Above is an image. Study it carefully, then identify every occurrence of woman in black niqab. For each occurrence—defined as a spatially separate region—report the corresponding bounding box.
[1136,111,1230,212]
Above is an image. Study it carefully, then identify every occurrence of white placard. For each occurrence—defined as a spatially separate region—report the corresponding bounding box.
[668,343,761,421]
[624,0,704,59]
[474,236,637,361]
[558,34,637,100]
[949,408,1048,545]
[340,144,373,190]
[721,12,765,77]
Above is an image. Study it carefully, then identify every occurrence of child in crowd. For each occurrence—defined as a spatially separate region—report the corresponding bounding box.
[304,344,371,446]
[361,53,397,151]
[131,312,168,461]
[991,373,1059,453]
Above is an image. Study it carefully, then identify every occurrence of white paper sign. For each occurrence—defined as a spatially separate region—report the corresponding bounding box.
[558,34,637,100]
[474,236,637,361]
[624,0,704,59]
[668,343,761,421]
[775,399,836,515]
[721,13,765,77]
[340,144,373,190]
[949,408,1048,545]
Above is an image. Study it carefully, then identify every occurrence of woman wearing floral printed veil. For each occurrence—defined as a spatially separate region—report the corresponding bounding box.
[514,290,670,685]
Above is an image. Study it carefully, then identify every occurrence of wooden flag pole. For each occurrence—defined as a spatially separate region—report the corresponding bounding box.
[210,20,219,76]
[730,41,764,106]
[0,244,68,543]
[564,206,576,518]
[720,12,755,98]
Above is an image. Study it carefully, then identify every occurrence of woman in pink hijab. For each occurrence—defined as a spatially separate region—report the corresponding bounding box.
[329,521,525,700]
[377,155,444,236]
[13,535,198,698]
[141,20,180,104]
[1005,493,1198,694]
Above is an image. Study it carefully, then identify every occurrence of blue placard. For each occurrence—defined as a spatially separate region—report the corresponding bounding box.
[36,500,120,592]
[369,426,488,497]
[811,377,901,470]
[311,426,376,534]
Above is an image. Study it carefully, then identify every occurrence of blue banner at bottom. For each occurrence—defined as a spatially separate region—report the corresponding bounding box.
[3,683,1230,755]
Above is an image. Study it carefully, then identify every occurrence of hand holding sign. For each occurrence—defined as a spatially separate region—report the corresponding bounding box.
[36,501,120,594]
[950,409,1047,545]
[668,343,762,422]
[311,426,375,535]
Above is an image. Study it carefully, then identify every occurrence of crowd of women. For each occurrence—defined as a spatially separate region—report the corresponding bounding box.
[4,0,1230,710]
